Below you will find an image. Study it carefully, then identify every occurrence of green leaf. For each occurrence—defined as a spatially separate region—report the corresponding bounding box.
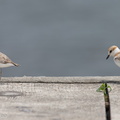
[96,83,112,94]
[107,85,112,92]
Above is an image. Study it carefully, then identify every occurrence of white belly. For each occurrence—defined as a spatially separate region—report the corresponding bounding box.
[0,63,14,68]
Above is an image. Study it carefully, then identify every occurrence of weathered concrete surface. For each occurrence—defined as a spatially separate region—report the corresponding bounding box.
[109,84,120,120]
[2,76,120,83]
[0,76,119,120]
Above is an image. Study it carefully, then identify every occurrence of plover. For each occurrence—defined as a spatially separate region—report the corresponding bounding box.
[0,52,19,78]
[106,45,120,67]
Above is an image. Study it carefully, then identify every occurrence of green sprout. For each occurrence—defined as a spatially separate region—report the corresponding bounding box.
[96,83,112,95]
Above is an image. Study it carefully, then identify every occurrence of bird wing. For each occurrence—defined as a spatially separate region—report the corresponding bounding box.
[0,52,12,64]
[114,54,120,61]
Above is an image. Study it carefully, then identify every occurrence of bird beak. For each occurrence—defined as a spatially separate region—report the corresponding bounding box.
[106,55,110,60]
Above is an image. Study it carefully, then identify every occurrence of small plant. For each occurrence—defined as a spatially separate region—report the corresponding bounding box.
[96,83,112,120]
[96,83,112,95]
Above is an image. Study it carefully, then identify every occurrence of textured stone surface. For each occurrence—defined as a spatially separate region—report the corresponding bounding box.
[0,76,119,120]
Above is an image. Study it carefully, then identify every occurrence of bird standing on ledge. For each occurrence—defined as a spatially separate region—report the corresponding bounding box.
[0,52,19,79]
[106,45,120,67]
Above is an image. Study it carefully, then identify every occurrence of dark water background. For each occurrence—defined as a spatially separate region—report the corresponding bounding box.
[0,0,120,77]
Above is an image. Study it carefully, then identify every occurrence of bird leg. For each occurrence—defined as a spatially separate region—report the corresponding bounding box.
[0,69,2,80]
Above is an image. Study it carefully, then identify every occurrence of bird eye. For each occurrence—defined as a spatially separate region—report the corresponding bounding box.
[110,50,112,53]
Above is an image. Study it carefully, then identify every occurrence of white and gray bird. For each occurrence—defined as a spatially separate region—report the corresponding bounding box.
[0,52,19,78]
[106,45,120,67]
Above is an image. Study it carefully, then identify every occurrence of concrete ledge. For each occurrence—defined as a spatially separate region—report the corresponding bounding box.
[0,76,120,120]
[1,76,120,83]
